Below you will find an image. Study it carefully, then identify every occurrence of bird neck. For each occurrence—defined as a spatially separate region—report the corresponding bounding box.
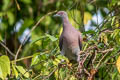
[62,17,71,30]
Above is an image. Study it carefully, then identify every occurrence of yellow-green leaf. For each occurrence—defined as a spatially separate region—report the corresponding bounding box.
[68,10,81,29]
[116,56,120,73]
[70,75,77,80]
[84,12,92,24]
[12,64,18,78]
[0,55,10,79]
[0,65,3,79]
[100,33,108,45]
[16,66,29,78]
[7,12,15,25]
[45,34,58,42]
[31,54,39,66]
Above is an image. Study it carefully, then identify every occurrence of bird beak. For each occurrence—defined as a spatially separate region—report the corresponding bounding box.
[53,14,60,17]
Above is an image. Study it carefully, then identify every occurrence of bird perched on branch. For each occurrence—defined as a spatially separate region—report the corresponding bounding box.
[53,11,82,62]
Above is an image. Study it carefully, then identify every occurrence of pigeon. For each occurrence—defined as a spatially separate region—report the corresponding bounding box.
[53,11,82,62]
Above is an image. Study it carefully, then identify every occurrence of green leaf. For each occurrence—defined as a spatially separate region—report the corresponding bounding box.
[111,72,118,80]
[0,64,3,79]
[2,0,10,10]
[12,64,18,78]
[31,54,40,66]
[0,12,4,17]
[68,10,81,29]
[111,16,115,26]
[53,58,61,66]
[83,30,96,35]
[31,36,46,44]
[16,66,29,78]
[83,43,89,51]
[7,11,15,25]
[0,35,3,41]
[57,55,69,63]
[45,34,58,42]
[0,55,10,79]
[21,0,32,4]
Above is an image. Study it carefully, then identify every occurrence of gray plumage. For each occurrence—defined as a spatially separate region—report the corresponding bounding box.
[54,11,82,62]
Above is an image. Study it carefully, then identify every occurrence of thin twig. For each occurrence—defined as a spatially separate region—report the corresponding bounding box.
[34,68,57,80]
[12,50,50,63]
[95,52,108,69]
[82,52,90,64]
[88,0,96,4]
[14,10,57,64]
[92,50,97,65]
[12,55,33,62]
[15,0,20,10]
[95,48,114,69]
[0,41,15,57]
[84,68,90,76]
[98,48,113,53]
[45,68,57,80]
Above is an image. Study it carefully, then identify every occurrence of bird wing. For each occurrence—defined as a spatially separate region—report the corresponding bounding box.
[59,35,63,51]
[78,33,82,50]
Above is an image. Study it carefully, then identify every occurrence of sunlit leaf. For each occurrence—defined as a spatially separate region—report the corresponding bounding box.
[16,66,29,78]
[59,27,63,35]
[31,54,40,66]
[100,33,108,45]
[21,0,31,4]
[31,31,42,46]
[57,55,69,63]
[2,0,10,10]
[70,75,77,80]
[111,72,118,80]
[7,11,15,25]
[68,10,81,29]
[0,55,10,79]
[55,69,58,79]
[41,16,51,26]
[111,29,120,39]
[0,35,3,41]
[45,34,58,42]
[0,12,4,17]
[118,1,120,5]
[111,16,115,26]
[103,34,108,45]
[53,58,61,66]
[0,65,3,79]
[116,56,120,73]
[31,36,46,44]
[83,43,89,51]
[12,64,18,78]
[84,12,92,24]
[115,20,119,28]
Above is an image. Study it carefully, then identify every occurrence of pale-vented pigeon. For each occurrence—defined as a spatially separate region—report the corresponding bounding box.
[54,11,82,62]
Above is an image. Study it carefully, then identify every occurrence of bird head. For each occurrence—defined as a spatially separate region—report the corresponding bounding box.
[53,11,68,19]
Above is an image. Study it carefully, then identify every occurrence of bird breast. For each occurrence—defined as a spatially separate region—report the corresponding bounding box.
[61,42,80,61]
[61,34,80,61]
[63,32,79,47]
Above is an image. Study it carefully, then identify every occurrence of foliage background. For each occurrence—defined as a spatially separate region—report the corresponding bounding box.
[0,0,120,80]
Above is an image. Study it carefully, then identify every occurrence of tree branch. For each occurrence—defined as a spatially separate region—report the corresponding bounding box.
[0,41,15,57]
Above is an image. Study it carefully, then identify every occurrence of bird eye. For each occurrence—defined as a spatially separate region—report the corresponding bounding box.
[58,12,63,15]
